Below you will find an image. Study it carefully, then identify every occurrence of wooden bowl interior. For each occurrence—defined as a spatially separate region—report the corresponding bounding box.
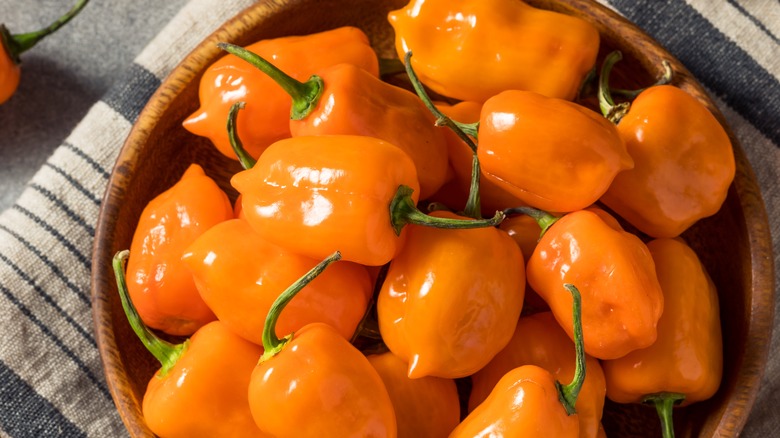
[91,0,774,437]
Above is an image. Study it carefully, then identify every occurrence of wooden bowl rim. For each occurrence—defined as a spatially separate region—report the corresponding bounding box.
[90,0,776,436]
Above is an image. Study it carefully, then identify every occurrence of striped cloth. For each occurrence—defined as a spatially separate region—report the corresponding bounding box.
[0,0,777,436]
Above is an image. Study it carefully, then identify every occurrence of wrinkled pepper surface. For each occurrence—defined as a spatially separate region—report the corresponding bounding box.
[526,209,664,360]
[125,164,232,335]
[377,210,525,378]
[602,238,722,438]
[182,218,371,345]
[450,284,586,438]
[470,311,607,438]
[388,0,599,102]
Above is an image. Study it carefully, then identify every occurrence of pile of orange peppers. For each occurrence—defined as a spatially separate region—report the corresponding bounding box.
[111,0,734,436]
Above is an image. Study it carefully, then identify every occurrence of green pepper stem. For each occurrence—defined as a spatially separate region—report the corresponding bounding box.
[404,51,483,217]
[644,393,686,438]
[404,51,479,148]
[227,101,256,169]
[599,51,675,124]
[598,51,631,124]
[503,206,560,237]
[260,251,342,362]
[217,42,323,120]
[3,0,90,61]
[556,284,586,416]
[112,251,187,378]
[462,153,482,219]
[390,185,504,235]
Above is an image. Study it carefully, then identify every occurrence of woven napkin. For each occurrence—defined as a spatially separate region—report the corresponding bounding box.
[0,0,777,436]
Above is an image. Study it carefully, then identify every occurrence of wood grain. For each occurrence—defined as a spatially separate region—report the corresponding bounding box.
[90,0,775,436]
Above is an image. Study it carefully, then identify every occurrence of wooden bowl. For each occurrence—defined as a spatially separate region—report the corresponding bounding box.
[90,0,775,436]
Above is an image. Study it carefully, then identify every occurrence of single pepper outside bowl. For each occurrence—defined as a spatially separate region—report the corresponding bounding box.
[90,0,775,436]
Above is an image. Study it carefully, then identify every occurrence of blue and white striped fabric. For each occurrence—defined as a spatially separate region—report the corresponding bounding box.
[0,0,777,436]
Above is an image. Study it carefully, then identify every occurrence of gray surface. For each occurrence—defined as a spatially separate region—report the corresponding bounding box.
[0,0,189,209]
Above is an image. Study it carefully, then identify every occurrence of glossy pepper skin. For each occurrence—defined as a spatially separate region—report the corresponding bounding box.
[469,312,607,438]
[450,284,586,438]
[182,218,371,345]
[527,210,664,360]
[600,85,735,238]
[388,0,599,102]
[288,63,449,199]
[113,252,266,438]
[478,90,633,213]
[183,27,379,159]
[143,322,268,438]
[251,323,397,437]
[453,365,579,437]
[377,210,525,379]
[0,0,89,104]
[367,351,460,438]
[126,164,232,335]
[602,238,722,405]
[436,101,526,213]
[231,135,420,266]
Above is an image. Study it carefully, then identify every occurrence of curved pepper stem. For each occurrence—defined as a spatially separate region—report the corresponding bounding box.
[598,50,675,124]
[404,51,479,145]
[112,250,188,378]
[390,185,504,235]
[1,0,90,62]
[644,392,686,438]
[463,154,482,219]
[404,51,483,218]
[227,101,256,169]
[260,251,343,362]
[556,283,586,416]
[598,51,632,124]
[217,42,324,120]
[503,206,560,238]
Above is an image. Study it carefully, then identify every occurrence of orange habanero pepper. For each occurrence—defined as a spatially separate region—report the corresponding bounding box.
[125,164,232,335]
[367,351,461,438]
[388,0,599,102]
[181,218,371,345]
[231,135,503,266]
[218,43,449,199]
[597,51,736,238]
[113,251,267,438]
[450,284,587,438]
[476,88,634,213]
[248,252,397,437]
[183,27,379,160]
[470,311,607,438]
[1,0,89,104]
[377,210,525,379]
[601,238,723,438]
[526,208,664,360]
